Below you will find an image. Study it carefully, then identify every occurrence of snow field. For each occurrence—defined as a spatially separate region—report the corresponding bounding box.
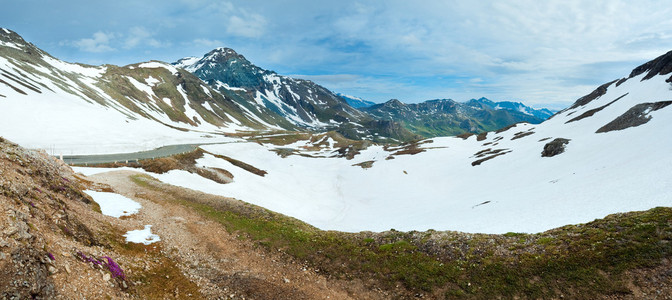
[123,73,672,234]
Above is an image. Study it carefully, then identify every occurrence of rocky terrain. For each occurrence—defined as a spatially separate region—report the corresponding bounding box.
[2,136,672,299]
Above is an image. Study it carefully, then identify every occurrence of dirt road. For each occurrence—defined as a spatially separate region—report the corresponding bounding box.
[87,170,384,299]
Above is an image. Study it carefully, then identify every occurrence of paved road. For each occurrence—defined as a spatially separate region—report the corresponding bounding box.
[61,142,227,165]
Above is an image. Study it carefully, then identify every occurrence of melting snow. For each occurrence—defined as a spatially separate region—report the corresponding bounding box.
[124,225,161,245]
[0,41,21,50]
[140,73,672,234]
[145,76,160,87]
[84,190,141,218]
[126,76,156,98]
[138,62,179,75]
[42,56,106,78]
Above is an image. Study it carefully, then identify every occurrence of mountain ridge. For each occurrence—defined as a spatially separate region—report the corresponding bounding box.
[362,97,550,137]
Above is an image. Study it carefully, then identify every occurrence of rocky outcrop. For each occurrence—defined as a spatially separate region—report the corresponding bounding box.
[628,50,672,81]
[541,138,570,157]
[565,80,617,110]
[596,101,672,133]
[0,138,109,299]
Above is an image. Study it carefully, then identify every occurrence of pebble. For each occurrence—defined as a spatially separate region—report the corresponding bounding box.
[64,264,71,274]
[48,266,58,274]
[103,273,110,281]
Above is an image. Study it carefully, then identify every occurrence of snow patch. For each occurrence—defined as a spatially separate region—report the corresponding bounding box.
[215,80,246,92]
[84,190,141,218]
[126,76,156,99]
[0,41,22,50]
[145,76,160,87]
[42,56,106,78]
[174,56,199,70]
[124,225,161,245]
[138,62,179,75]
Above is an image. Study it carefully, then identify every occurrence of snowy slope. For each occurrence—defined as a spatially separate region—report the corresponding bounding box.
[111,51,672,234]
[0,29,263,154]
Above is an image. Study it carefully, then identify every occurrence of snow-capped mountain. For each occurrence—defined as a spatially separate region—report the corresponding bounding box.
[0,28,271,154]
[0,29,551,151]
[362,98,550,137]
[336,93,377,108]
[174,49,359,127]
[466,97,556,119]
[139,49,672,234]
[174,48,421,141]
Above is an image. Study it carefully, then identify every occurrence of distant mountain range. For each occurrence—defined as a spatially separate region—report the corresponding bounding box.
[361,97,553,137]
[336,93,377,108]
[0,28,556,152]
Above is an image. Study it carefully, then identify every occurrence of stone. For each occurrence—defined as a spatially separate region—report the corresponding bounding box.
[541,138,570,157]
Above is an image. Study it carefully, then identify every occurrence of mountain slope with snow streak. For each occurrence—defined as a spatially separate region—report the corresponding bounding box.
[0,28,264,154]
[134,50,672,234]
[174,48,420,142]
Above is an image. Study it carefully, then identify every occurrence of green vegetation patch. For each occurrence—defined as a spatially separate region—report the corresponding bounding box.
[129,174,672,298]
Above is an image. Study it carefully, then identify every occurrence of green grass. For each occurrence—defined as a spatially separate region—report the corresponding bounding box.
[129,174,672,298]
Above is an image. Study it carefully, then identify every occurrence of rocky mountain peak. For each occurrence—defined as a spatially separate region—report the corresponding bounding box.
[0,28,31,49]
[474,97,495,104]
[204,47,246,63]
[385,99,405,107]
[628,49,672,81]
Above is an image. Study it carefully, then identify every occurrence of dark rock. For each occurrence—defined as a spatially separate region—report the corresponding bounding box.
[628,50,672,81]
[565,80,617,110]
[565,93,628,124]
[596,101,672,133]
[541,138,570,157]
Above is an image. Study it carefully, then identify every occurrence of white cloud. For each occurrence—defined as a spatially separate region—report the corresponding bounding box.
[227,13,266,38]
[62,27,167,55]
[192,38,224,48]
[42,1,672,108]
[69,31,116,53]
[124,27,166,49]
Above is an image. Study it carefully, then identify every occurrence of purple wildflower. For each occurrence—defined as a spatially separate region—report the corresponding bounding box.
[47,252,55,261]
[78,252,102,265]
[29,202,35,208]
[77,252,125,280]
[101,256,126,280]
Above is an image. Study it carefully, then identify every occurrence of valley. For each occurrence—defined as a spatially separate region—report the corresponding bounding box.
[1,25,672,299]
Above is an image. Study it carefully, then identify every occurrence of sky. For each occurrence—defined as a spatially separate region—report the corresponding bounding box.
[2,1,672,110]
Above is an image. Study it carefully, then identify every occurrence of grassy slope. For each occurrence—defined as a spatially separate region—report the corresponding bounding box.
[129,173,672,299]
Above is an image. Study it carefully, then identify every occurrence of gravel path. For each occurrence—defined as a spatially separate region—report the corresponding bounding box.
[87,170,383,299]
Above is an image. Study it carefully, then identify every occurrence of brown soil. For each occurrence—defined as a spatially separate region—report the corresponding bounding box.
[0,137,382,299]
[83,170,384,299]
